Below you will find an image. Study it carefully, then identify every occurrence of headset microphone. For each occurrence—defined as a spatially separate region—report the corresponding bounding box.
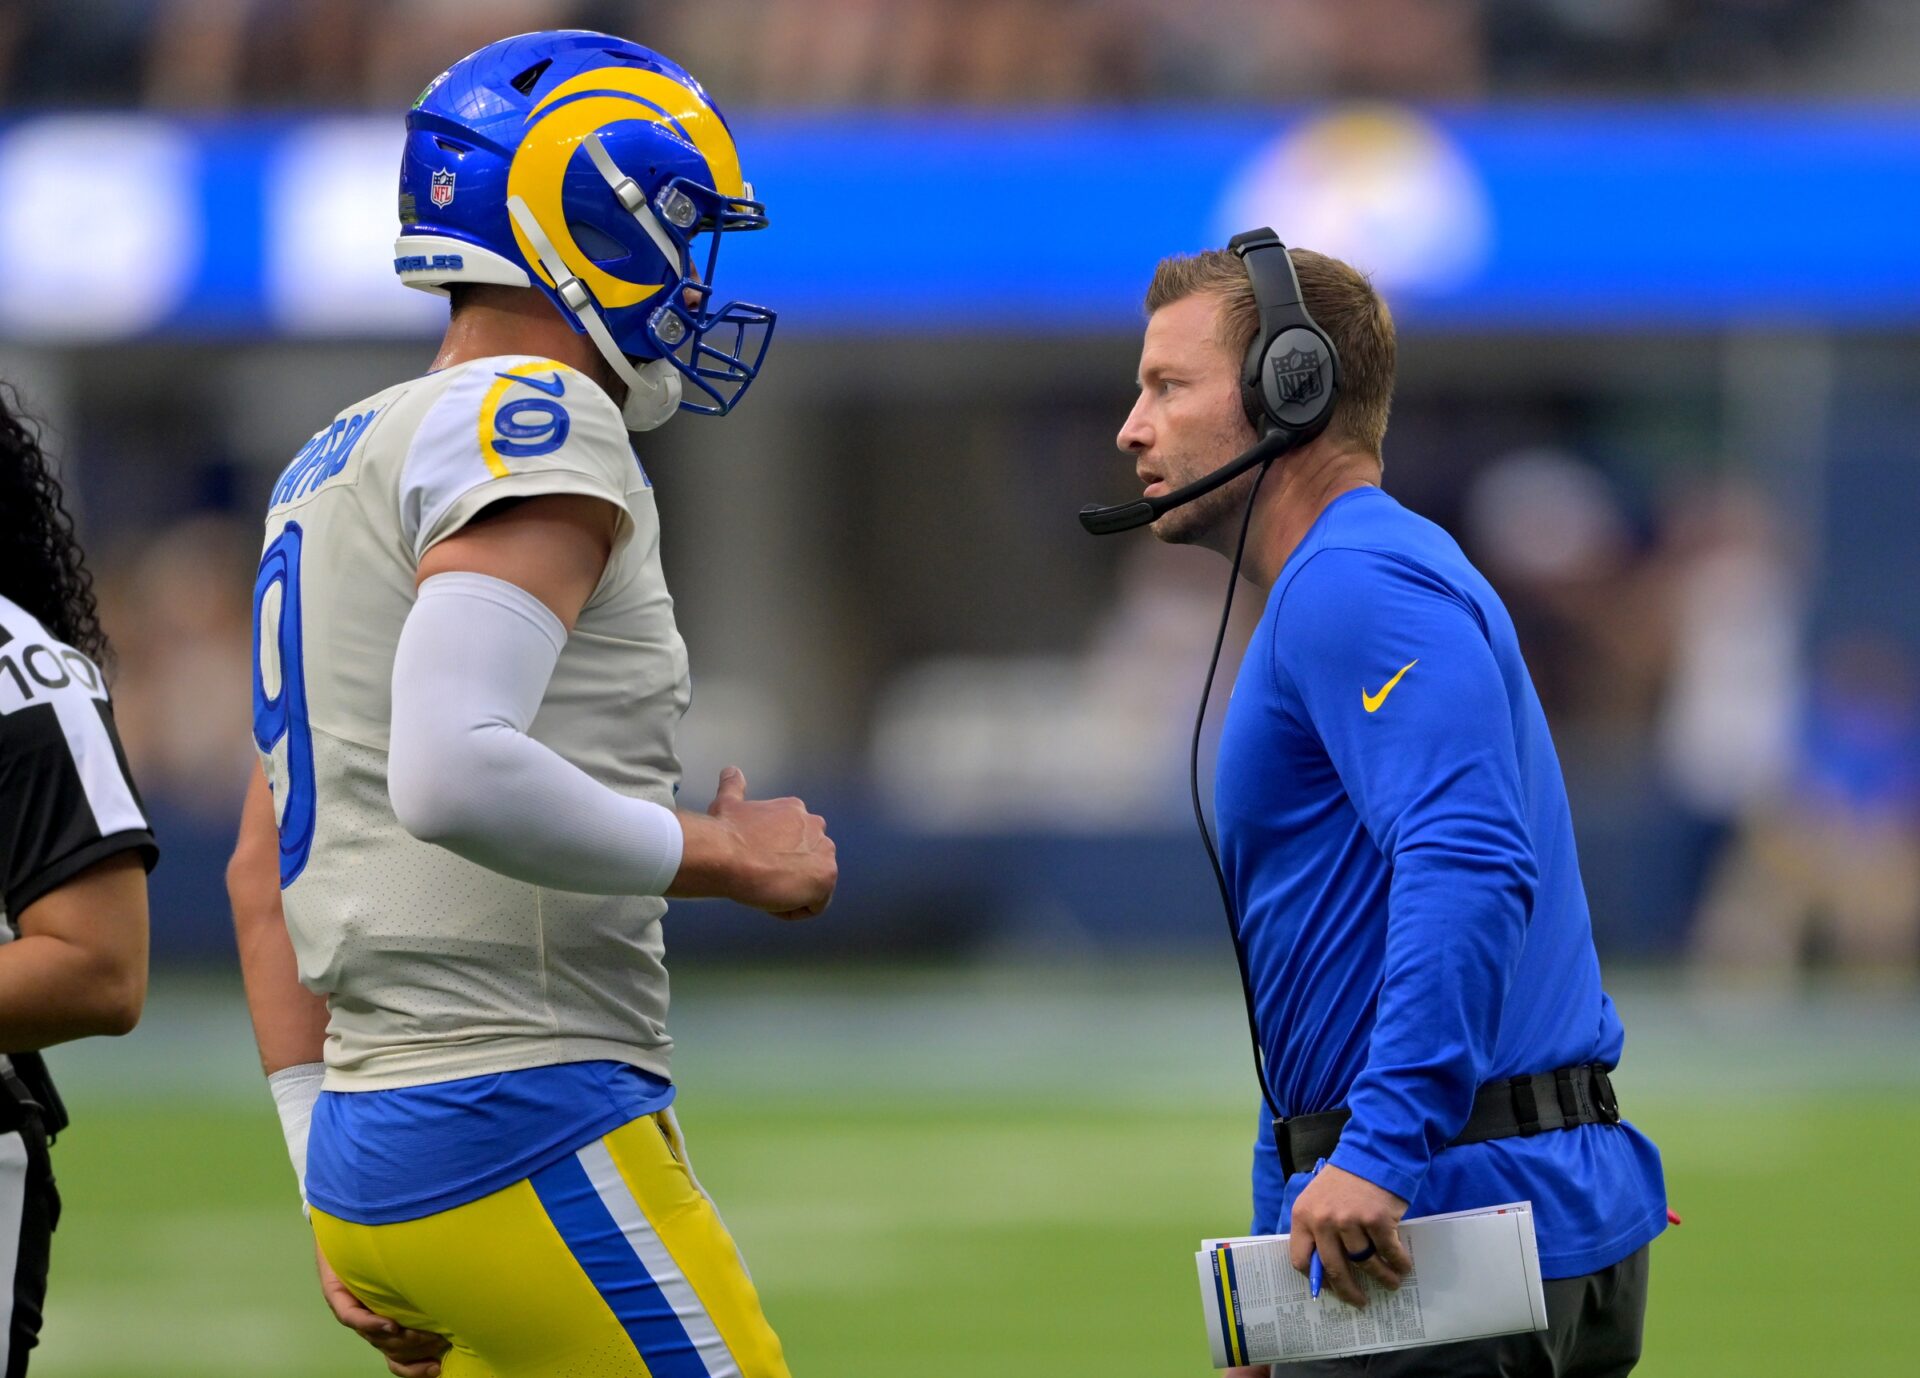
[1078,429,1295,535]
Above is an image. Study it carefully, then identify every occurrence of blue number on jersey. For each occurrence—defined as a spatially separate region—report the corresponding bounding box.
[252,522,317,887]
[492,373,570,459]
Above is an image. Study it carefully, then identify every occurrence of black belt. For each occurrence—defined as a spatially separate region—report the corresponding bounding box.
[1274,1063,1621,1180]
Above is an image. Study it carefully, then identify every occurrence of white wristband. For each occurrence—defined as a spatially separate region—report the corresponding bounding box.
[267,1061,325,1203]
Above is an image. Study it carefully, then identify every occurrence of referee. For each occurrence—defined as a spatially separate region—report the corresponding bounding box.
[1114,250,1665,1376]
[0,389,155,1376]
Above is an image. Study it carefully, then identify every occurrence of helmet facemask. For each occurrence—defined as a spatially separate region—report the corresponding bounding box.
[583,138,775,418]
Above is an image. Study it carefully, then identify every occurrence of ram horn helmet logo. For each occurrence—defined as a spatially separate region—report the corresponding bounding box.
[429,168,457,208]
[1272,346,1325,407]
[505,67,748,312]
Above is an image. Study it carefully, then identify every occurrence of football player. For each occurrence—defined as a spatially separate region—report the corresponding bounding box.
[228,32,833,1378]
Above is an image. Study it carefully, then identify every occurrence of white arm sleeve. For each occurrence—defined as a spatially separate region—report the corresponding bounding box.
[387,571,685,895]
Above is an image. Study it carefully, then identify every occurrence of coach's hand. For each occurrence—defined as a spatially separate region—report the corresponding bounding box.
[1286,1164,1412,1308]
[317,1242,451,1377]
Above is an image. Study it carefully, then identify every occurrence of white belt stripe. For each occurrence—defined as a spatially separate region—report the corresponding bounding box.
[576,1138,741,1378]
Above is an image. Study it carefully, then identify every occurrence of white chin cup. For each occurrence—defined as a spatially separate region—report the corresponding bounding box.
[621,356,683,432]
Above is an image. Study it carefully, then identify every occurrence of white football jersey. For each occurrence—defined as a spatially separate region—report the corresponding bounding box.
[251,356,690,1090]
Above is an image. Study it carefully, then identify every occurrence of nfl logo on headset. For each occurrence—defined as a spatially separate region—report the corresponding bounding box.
[1272,346,1324,407]
[430,169,456,208]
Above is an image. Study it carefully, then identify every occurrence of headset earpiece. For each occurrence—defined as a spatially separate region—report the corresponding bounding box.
[1252,322,1338,437]
[1229,228,1341,447]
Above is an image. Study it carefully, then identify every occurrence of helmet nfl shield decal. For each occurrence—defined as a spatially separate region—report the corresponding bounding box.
[392,31,775,430]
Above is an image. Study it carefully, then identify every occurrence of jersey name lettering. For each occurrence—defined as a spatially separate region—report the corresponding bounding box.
[271,408,381,509]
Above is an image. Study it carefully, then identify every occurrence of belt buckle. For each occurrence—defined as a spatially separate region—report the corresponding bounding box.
[1591,1066,1621,1124]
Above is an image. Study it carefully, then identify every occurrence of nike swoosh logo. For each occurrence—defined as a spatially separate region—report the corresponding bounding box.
[1362,659,1418,713]
[497,370,565,396]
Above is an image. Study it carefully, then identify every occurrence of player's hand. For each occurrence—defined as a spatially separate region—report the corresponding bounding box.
[699,766,837,919]
[1286,1163,1412,1308]
[316,1241,451,1377]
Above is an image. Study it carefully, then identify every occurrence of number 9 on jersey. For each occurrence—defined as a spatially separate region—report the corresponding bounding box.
[253,522,318,887]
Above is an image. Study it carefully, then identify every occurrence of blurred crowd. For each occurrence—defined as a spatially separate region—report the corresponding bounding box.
[0,0,1881,110]
[1460,453,1920,983]
[94,516,258,826]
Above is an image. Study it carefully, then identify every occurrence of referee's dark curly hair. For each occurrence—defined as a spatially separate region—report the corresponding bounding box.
[0,389,110,671]
[0,381,155,1378]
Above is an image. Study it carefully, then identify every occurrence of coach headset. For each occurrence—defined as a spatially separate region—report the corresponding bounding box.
[1079,228,1341,1148]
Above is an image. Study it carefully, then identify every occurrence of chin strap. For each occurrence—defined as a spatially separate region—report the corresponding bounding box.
[504,193,682,432]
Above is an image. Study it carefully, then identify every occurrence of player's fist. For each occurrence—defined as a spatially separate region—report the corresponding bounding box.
[673,767,837,918]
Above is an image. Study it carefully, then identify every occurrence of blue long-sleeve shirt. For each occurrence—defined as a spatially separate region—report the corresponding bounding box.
[1216,485,1666,1279]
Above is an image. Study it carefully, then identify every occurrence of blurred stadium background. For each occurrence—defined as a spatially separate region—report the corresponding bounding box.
[4,0,1918,1374]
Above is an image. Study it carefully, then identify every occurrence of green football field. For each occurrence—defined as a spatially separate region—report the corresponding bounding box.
[28,967,1920,1377]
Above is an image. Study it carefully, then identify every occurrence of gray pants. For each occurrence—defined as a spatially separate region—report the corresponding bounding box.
[1282,1245,1649,1378]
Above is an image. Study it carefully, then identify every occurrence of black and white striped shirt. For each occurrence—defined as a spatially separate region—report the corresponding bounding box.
[0,593,157,1127]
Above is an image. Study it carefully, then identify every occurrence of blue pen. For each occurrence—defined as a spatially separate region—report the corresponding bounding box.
[1306,1158,1327,1299]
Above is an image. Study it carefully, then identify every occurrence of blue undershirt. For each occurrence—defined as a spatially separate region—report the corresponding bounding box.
[305,1060,674,1225]
[1217,486,1667,1279]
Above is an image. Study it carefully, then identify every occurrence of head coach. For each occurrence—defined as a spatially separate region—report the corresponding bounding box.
[1098,234,1668,1376]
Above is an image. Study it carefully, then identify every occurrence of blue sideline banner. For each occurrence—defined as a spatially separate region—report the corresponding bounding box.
[0,105,1914,341]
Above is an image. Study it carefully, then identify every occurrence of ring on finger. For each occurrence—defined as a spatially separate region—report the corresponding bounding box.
[1345,1241,1378,1263]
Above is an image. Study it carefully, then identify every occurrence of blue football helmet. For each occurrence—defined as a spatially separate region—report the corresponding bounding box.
[394,30,774,429]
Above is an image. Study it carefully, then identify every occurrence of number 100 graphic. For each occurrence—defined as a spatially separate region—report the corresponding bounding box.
[252,522,316,887]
